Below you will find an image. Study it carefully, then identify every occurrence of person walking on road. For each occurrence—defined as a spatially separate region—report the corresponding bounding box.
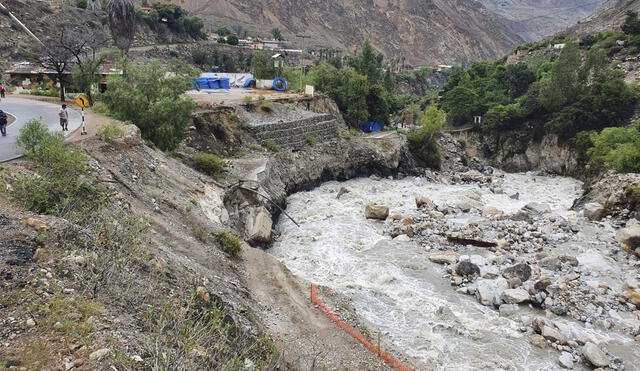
[0,84,5,98]
[59,104,69,131]
[0,110,8,137]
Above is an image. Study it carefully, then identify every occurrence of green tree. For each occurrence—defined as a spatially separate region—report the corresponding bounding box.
[418,105,445,138]
[539,43,582,112]
[251,51,276,79]
[226,34,239,45]
[622,11,640,35]
[348,38,383,83]
[216,26,232,36]
[271,28,283,41]
[407,105,444,169]
[442,85,480,126]
[72,58,104,105]
[481,103,523,131]
[101,60,197,150]
[502,63,535,98]
[183,15,205,39]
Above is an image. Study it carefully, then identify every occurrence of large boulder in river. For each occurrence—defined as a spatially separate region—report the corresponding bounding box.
[245,206,272,244]
[456,261,480,277]
[583,202,605,220]
[582,342,610,368]
[476,278,509,307]
[428,252,459,265]
[523,202,551,214]
[365,204,389,220]
[501,289,530,304]
[616,219,640,249]
[415,196,436,210]
[502,263,532,282]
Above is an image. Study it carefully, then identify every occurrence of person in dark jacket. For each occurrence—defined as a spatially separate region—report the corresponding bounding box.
[0,110,8,136]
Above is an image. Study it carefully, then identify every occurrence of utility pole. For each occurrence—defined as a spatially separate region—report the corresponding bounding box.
[0,1,44,46]
[297,34,311,93]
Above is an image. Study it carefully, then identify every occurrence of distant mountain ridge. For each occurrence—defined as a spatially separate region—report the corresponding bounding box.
[478,0,605,41]
[181,0,526,66]
[180,0,606,66]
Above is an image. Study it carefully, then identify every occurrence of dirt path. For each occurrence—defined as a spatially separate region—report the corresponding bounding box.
[242,247,393,371]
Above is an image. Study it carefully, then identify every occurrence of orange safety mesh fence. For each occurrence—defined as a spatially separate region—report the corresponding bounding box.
[309,284,413,371]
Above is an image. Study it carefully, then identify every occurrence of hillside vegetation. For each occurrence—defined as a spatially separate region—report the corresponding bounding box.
[439,11,640,173]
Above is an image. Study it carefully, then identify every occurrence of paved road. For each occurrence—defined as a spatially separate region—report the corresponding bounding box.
[0,97,82,162]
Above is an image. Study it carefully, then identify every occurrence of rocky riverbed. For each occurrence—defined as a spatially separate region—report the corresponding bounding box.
[269,168,640,370]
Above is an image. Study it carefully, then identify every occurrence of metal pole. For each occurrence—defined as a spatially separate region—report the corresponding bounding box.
[0,1,45,46]
[297,34,310,93]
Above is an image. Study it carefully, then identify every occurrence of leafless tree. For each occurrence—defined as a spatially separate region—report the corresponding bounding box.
[27,25,109,102]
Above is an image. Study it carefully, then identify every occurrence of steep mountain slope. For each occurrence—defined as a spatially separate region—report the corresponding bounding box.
[184,0,526,66]
[479,0,605,41]
[563,0,640,37]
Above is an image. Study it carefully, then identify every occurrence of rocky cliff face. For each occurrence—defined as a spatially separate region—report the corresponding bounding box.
[479,0,604,41]
[184,0,525,66]
[450,129,581,176]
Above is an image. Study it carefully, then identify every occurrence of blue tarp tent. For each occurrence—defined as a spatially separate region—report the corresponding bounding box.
[360,121,385,133]
[239,78,256,88]
[219,77,231,89]
[193,77,231,89]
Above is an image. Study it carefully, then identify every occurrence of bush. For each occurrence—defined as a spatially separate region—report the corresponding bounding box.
[213,231,241,256]
[91,102,111,116]
[75,0,87,9]
[12,119,107,215]
[15,119,52,154]
[264,140,280,152]
[21,86,59,97]
[193,153,226,177]
[260,101,273,113]
[101,60,197,151]
[243,96,253,104]
[587,125,640,173]
[305,135,317,145]
[96,124,126,142]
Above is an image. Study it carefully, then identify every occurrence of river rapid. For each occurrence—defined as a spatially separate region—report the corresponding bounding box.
[269,172,640,370]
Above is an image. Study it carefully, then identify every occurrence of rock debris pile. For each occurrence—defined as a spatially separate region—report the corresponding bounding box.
[381,168,640,369]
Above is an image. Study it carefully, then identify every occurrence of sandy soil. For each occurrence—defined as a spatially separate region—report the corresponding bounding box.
[242,247,393,371]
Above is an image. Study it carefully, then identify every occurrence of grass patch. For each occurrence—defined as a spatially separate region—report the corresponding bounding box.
[260,101,274,113]
[263,140,280,152]
[30,294,102,342]
[340,129,360,140]
[193,153,226,178]
[214,231,242,256]
[90,101,111,116]
[192,227,207,243]
[96,124,125,142]
[142,290,278,369]
[305,135,317,145]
